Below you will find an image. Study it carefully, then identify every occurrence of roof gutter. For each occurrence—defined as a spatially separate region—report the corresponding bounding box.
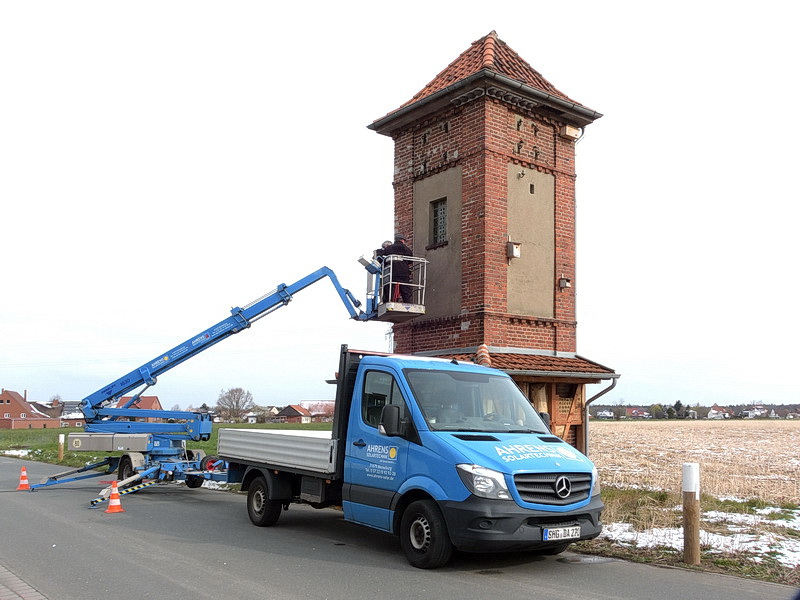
[369,69,602,134]
[504,369,617,380]
[484,70,603,123]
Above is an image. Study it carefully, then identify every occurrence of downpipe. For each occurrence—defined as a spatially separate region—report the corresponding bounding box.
[584,375,619,456]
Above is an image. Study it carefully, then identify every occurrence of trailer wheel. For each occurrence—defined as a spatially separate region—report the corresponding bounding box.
[117,456,135,485]
[185,475,204,488]
[201,454,221,471]
[400,499,453,569]
[247,476,282,527]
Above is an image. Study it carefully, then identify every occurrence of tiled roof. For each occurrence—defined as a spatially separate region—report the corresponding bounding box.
[441,352,615,378]
[397,30,581,111]
[281,405,312,417]
[116,395,163,410]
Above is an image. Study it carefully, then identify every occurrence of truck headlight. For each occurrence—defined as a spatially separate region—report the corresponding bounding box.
[591,465,601,496]
[456,464,511,500]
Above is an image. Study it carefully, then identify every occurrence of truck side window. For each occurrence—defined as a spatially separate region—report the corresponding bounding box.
[362,371,408,428]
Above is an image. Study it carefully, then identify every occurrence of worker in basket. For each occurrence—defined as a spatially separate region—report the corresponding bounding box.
[378,233,414,303]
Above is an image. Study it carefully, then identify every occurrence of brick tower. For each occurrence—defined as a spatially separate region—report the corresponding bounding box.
[369,32,617,451]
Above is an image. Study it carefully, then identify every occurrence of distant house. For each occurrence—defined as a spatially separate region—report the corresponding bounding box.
[594,409,614,420]
[113,395,165,423]
[58,401,86,428]
[625,407,651,419]
[29,399,60,419]
[0,389,61,429]
[301,401,335,423]
[707,404,733,419]
[275,405,312,424]
[263,406,281,420]
[742,405,768,419]
[30,397,86,428]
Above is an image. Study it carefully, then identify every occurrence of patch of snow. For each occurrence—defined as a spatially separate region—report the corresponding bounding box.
[601,508,800,568]
[2,449,30,457]
[201,480,236,491]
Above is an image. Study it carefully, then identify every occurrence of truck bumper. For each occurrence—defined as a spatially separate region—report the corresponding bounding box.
[439,493,603,552]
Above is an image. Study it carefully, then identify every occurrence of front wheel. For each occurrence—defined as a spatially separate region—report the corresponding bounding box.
[399,499,453,569]
[247,476,282,527]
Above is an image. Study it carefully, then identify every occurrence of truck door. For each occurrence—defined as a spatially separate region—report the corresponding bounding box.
[344,368,410,531]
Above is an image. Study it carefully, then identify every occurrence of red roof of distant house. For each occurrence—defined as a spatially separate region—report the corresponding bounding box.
[277,405,312,418]
[115,396,163,411]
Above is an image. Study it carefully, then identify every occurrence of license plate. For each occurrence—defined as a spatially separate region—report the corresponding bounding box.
[543,526,581,541]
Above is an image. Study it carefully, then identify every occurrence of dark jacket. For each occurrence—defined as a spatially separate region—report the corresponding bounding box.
[379,241,412,279]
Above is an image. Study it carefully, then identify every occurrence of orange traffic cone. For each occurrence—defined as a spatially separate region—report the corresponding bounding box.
[104,480,125,514]
[16,466,30,491]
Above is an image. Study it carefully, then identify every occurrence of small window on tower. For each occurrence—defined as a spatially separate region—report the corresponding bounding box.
[429,198,448,248]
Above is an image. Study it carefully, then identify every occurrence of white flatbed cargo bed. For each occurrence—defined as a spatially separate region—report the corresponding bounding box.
[218,429,337,475]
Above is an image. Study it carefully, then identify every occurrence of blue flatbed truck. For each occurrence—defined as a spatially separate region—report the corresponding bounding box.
[218,345,603,569]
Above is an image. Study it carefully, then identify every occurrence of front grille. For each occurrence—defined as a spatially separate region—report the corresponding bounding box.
[513,472,592,505]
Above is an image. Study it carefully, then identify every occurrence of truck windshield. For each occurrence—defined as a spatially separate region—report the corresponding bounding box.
[404,369,550,433]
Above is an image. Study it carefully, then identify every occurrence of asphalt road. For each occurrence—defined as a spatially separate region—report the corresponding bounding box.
[1,457,796,600]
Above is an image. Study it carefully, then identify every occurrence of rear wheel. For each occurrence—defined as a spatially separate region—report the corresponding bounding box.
[247,476,282,527]
[400,499,453,569]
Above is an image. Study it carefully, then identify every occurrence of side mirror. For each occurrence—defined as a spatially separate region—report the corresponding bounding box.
[379,405,404,437]
[539,411,551,431]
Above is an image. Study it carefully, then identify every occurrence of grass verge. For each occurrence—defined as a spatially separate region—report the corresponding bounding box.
[573,486,799,587]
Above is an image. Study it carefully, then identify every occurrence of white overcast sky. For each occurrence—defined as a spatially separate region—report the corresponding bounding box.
[2,1,797,410]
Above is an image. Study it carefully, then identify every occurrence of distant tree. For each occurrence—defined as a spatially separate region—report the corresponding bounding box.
[304,402,335,419]
[666,406,677,419]
[216,388,254,422]
[694,404,710,419]
[613,398,626,420]
[673,400,685,418]
[171,403,181,411]
[49,394,62,406]
[198,403,212,413]
[650,404,665,419]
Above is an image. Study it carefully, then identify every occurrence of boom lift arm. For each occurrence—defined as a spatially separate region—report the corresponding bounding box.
[33,259,426,494]
[80,266,371,434]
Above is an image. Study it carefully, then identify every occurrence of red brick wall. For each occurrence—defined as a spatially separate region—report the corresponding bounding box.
[0,418,62,429]
[391,93,579,355]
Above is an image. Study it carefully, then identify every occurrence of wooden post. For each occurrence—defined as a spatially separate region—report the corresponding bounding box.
[682,462,701,565]
[58,433,65,462]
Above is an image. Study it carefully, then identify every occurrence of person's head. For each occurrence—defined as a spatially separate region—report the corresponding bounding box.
[382,240,392,249]
[394,233,407,243]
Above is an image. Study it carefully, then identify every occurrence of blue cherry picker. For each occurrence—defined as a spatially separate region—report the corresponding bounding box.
[31,256,426,503]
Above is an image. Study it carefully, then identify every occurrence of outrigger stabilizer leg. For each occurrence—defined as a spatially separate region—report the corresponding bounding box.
[28,457,120,491]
